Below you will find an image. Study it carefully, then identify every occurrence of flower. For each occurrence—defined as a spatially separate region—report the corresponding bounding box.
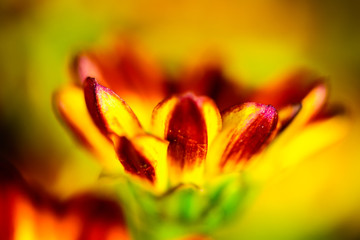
[53,41,348,239]
[0,159,130,240]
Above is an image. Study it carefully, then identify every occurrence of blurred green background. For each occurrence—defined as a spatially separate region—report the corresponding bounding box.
[1,0,360,239]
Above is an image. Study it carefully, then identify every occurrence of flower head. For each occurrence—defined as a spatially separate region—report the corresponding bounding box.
[54,40,348,238]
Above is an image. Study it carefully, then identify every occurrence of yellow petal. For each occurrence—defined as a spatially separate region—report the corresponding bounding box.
[266,83,328,147]
[151,94,222,145]
[277,103,302,131]
[280,113,349,168]
[152,93,221,185]
[113,134,168,192]
[298,83,328,124]
[54,85,122,175]
[248,112,349,184]
[206,103,278,175]
[83,77,143,138]
[246,85,345,183]
[200,96,222,145]
[151,95,178,138]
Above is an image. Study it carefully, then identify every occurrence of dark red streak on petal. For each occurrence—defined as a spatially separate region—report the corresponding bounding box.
[220,105,278,168]
[166,94,207,169]
[83,77,108,136]
[115,137,156,183]
[83,77,142,138]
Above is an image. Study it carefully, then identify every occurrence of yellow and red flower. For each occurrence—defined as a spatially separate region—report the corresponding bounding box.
[50,41,348,239]
[55,41,347,190]
[0,160,130,240]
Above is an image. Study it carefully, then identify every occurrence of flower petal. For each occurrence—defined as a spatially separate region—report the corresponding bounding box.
[280,112,349,168]
[0,161,130,240]
[176,60,247,111]
[152,94,222,145]
[277,103,302,132]
[74,42,165,101]
[115,137,155,183]
[74,42,167,129]
[53,85,121,174]
[151,95,179,138]
[166,94,207,168]
[250,70,323,109]
[73,53,104,84]
[113,135,168,191]
[102,42,165,101]
[152,93,221,184]
[207,103,278,174]
[246,84,335,181]
[83,77,143,138]
[277,83,328,134]
[201,97,223,146]
[300,83,328,123]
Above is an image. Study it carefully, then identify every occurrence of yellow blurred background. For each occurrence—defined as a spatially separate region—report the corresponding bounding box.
[1,0,360,239]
